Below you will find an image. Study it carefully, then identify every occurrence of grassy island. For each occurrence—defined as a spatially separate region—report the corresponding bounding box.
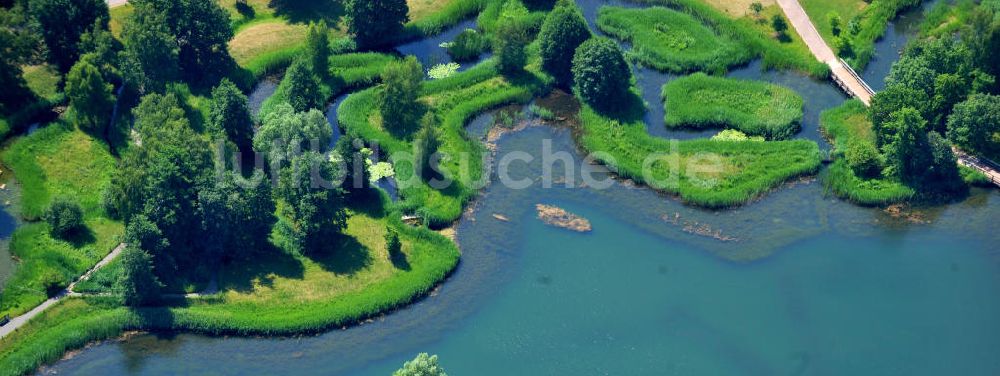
[578,90,821,208]
[662,73,804,140]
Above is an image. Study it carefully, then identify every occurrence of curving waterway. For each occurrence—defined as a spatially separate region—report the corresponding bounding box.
[42,1,1000,375]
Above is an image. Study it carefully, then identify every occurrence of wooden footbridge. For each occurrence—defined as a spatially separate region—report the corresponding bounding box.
[778,0,1000,188]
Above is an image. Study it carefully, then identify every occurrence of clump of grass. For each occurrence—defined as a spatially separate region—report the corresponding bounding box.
[528,104,556,121]
[662,73,804,140]
[446,28,489,62]
[597,6,751,74]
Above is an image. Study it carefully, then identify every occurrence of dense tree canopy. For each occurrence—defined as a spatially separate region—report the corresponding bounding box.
[117,245,161,306]
[66,58,114,134]
[275,151,346,254]
[27,0,108,72]
[254,103,332,162]
[346,0,408,48]
[129,0,234,83]
[947,94,1000,159]
[121,5,179,94]
[285,59,324,112]
[306,21,330,78]
[77,22,122,84]
[208,79,254,152]
[493,1,531,75]
[869,86,928,147]
[198,171,276,263]
[571,37,631,112]
[538,0,591,87]
[379,56,424,136]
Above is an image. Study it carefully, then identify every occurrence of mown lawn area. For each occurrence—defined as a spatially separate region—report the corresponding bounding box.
[663,73,803,140]
[800,0,868,45]
[0,122,123,318]
[819,100,914,204]
[597,6,751,74]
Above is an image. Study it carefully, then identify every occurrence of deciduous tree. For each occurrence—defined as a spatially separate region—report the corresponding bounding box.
[28,0,108,72]
[572,37,631,112]
[379,56,424,136]
[346,0,408,48]
[538,0,591,87]
[208,78,254,152]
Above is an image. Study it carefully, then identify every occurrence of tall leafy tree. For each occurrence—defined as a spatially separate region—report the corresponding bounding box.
[120,5,179,94]
[572,37,631,112]
[77,21,122,83]
[130,0,234,82]
[947,94,1000,159]
[28,0,108,72]
[414,112,441,181]
[538,0,591,87]
[275,151,346,254]
[65,58,114,134]
[198,171,275,261]
[116,245,162,307]
[379,56,423,136]
[253,102,332,163]
[305,20,330,78]
[285,59,324,112]
[123,214,172,279]
[868,85,928,147]
[882,107,930,184]
[346,0,408,48]
[493,1,531,75]
[208,78,254,152]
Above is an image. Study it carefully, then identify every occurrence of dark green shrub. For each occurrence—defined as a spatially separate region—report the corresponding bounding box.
[572,37,631,112]
[45,197,85,239]
[539,0,591,87]
[845,139,883,179]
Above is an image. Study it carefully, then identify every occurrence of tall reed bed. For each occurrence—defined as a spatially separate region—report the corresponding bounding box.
[662,73,804,140]
[578,91,821,208]
[597,6,752,74]
[629,0,829,78]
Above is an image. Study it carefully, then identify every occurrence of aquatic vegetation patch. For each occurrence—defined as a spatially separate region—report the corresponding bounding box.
[338,61,548,226]
[662,73,804,140]
[428,63,461,79]
[597,6,751,74]
[577,89,821,208]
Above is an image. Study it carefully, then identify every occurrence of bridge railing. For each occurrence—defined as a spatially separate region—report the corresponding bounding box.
[838,58,876,97]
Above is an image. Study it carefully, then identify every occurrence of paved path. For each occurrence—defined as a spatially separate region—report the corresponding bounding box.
[108,0,128,8]
[955,150,1000,188]
[0,243,126,340]
[776,0,874,105]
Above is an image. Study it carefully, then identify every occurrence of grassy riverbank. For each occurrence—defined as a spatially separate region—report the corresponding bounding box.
[819,100,914,205]
[662,73,803,139]
[0,192,459,376]
[0,121,123,318]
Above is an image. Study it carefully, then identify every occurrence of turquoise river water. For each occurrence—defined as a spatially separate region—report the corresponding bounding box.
[30,1,1000,375]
